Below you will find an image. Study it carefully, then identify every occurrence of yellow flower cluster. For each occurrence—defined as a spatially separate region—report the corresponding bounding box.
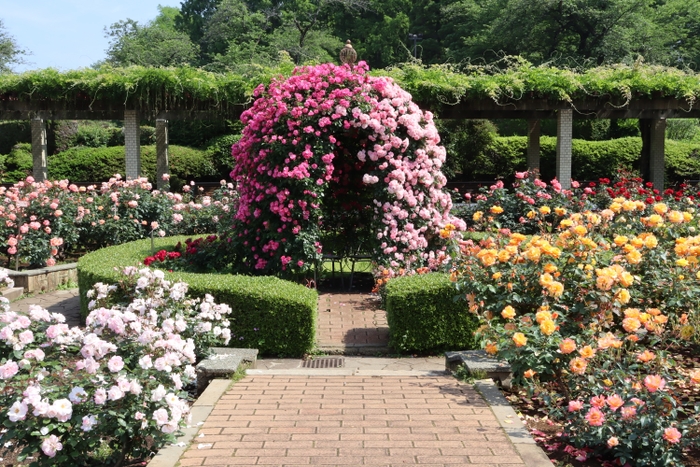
[439,223,456,239]
[622,307,668,335]
[539,273,564,297]
[535,307,557,335]
[595,264,634,291]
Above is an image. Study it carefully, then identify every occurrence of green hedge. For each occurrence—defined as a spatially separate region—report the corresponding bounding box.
[473,136,700,183]
[0,143,33,183]
[47,145,219,187]
[384,273,480,353]
[77,236,318,357]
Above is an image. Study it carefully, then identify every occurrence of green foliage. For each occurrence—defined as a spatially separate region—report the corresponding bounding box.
[77,236,318,357]
[437,119,497,180]
[0,143,33,183]
[384,273,480,353]
[47,145,217,185]
[104,7,199,67]
[0,121,31,155]
[205,133,241,175]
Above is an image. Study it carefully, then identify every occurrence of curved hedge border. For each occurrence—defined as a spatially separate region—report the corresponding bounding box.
[384,273,480,353]
[77,236,317,357]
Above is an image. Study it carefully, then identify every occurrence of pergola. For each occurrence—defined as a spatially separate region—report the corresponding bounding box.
[2,67,699,191]
[0,100,244,189]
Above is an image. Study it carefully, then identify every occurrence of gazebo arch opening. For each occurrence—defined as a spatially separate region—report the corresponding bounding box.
[228,62,464,276]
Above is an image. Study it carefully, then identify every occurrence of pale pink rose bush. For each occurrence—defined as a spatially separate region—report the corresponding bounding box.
[0,268,232,466]
[0,175,236,269]
[227,62,464,275]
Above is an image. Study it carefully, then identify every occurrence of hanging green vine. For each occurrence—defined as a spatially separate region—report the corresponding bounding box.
[1,58,698,117]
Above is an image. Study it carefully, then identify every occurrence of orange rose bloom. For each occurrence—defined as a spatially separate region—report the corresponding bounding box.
[484,342,498,355]
[490,205,504,214]
[569,357,588,375]
[559,338,577,354]
[535,310,552,324]
[637,350,656,363]
[540,319,556,336]
[690,370,700,385]
[501,306,516,320]
[622,317,642,333]
[523,369,536,378]
[512,332,528,347]
[579,345,596,359]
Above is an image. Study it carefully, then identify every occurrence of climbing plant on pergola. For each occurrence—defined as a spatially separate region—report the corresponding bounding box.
[228,62,464,274]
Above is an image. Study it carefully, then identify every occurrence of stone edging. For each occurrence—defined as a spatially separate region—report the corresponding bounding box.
[474,379,555,467]
[147,379,232,467]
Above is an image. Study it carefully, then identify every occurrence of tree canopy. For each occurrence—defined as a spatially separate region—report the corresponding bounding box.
[96,0,700,71]
[0,19,28,73]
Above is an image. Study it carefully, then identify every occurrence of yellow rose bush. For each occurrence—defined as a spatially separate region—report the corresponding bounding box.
[453,172,700,466]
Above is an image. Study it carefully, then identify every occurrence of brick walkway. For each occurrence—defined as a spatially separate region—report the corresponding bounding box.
[316,292,389,353]
[179,375,525,467]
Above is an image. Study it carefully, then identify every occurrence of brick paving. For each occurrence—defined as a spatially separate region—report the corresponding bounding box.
[180,375,525,467]
[316,293,389,352]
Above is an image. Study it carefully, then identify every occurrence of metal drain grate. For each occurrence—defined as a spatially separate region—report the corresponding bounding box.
[301,357,345,368]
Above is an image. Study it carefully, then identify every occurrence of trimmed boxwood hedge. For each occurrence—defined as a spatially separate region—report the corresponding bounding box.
[470,136,700,183]
[77,236,317,357]
[47,145,219,188]
[384,273,480,353]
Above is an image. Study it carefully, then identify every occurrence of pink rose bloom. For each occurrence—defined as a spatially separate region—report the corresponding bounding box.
[568,400,583,412]
[590,395,606,408]
[153,408,169,426]
[0,360,19,379]
[515,171,527,179]
[584,407,605,426]
[107,356,124,373]
[644,375,666,393]
[621,406,637,420]
[663,427,682,444]
[41,434,63,458]
[607,436,619,448]
[606,394,625,411]
[108,386,124,401]
[94,388,107,405]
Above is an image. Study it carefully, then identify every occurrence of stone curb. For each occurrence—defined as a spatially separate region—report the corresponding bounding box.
[147,379,232,467]
[474,379,555,467]
[246,368,450,377]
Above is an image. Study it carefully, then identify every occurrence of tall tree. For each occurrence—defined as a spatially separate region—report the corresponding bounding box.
[439,0,662,66]
[104,7,198,67]
[330,0,412,69]
[0,19,28,73]
[176,0,223,56]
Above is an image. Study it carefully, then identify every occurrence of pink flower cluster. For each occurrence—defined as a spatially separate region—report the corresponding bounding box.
[0,268,233,462]
[230,62,464,272]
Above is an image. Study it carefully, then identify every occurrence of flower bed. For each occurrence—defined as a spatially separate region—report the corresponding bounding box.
[78,236,317,357]
[0,268,232,466]
[449,171,700,466]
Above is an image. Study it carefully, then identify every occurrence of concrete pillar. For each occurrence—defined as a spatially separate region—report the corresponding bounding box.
[650,117,666,191]
[527,119,540,174]
[555,109,573,189]
[30,118,48,182]
[156,119,169,190]
[124,110,141,179]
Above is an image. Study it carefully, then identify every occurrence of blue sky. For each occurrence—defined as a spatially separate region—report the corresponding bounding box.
[3,1,183,72]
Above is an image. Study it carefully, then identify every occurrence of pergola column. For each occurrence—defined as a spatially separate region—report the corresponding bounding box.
[30,117,48,182]
[650,117,666,191]
[156,119,169,190]
[124,110,141,180]
[555,109,573,189]
[527,119,540,174]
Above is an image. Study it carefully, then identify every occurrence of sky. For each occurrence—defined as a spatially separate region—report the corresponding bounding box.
[2,0,183,72]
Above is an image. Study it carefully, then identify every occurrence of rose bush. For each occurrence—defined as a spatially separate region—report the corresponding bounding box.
[452,171,700,466]
[226,62,464,276]
[0,175,236,269]
[0,267,231,466]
